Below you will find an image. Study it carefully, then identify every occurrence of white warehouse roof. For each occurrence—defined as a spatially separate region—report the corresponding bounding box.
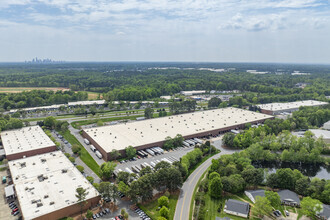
[84,107,273,152]
[257,100,328,112]
[309,129,330,140]
[8,151,99,220]
[1,126,55,156]
[68,100,106,106]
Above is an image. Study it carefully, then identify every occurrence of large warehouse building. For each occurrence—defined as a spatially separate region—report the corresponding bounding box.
[82,107,274,160]
[1,126,56,160]
[8,151,100,220]
[257,100,328,115]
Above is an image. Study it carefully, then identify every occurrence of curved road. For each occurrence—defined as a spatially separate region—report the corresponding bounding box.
[174,142,239,220]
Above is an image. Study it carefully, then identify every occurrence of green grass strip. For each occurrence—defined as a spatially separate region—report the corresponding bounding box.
[60,130,101,177]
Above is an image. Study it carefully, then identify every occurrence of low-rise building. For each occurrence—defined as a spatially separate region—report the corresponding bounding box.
[8,151,100,220]
[223,199,250,218]
[317,204,330,220]
[257,100,328,115]
[1,126,56,160]
[82,107,273,160]
[309,129,330,144]
[323,120,330,130]
[180,90,206,96]
[244,189,265,203]
[278,190,300,206]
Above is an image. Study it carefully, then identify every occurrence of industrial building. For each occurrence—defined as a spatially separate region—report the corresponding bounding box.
[1,126,56,160]
[309,129,330,144]
[82,107,273,160]
[257,100,328,115]
[8,151,100,220]
[180,90,206,96]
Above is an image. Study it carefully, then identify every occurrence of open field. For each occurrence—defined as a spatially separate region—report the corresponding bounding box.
[0,87,70,93]
[87,91,102,100]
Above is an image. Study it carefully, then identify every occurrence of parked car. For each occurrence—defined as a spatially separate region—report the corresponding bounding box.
[285,210,289,216]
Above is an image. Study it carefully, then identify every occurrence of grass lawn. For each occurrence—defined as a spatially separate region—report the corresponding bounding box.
[86,91,102,100]
[60,130,101,177]
[139,194,179,220]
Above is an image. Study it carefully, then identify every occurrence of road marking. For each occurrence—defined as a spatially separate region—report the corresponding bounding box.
[179,155,216,220]
[180,192,187,220]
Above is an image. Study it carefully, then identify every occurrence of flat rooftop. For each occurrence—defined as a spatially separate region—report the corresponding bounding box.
[1,126,55,156]
[68,100,106,106]
[84,107,273,152]
[8,151,99,220]
[309,129,330,139]
[257,100,328,112]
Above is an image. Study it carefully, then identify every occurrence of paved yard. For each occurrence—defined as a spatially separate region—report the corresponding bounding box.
[0,170,19,220]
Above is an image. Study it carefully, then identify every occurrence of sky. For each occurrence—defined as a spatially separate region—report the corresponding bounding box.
[1,0,330,63]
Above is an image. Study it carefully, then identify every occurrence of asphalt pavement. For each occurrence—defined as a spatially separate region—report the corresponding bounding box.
[173,138,240,220]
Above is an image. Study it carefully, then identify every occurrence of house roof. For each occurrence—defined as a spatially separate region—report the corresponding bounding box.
[319,204,330,219]
[225,199,250,215]
[245,189,265,200]
[278,190,300,204]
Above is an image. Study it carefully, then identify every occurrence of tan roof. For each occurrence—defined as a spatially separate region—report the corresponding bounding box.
[84,107,273,152]
[257,100,328,112]
[8,151,99,220]
[1,126,55,156]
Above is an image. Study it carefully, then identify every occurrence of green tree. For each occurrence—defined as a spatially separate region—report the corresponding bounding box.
[118,181,130,195]
[241,168,264,187]
[100,161,117,180]
[72,144,81,154]
[76,165,84,173]
[44,116,56,129]
[209,172,220,181]
[208,97,222,108]
[69,157,75,163]
[222,133,236,148]
[300,197,322,218]
[253,196,272,218]
[144,107,154,119]
[86,209,93,220]
[125,146,136,159]
[157,217,167,220]
[109,149,121,160]
[117,171,131,184]
[265,190,281,208]
[76,187,89,217]
[99,182,119,205]
[209,176,223,198]
[159,206,169,219]
[86,176,94,184]
[121,209,129,220]
[158,196,169,208]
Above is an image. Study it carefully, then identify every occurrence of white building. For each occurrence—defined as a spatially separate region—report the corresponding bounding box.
[8,151,100,220]
[1,126,56,160]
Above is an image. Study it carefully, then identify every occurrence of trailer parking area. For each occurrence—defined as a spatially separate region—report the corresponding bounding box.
[115,146,195,173]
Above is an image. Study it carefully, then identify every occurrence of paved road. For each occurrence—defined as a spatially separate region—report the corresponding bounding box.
[174,139,240,220]
[51,131,102,183]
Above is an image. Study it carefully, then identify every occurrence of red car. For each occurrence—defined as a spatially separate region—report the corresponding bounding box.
[12,208,18,214]
[115,217,120,220]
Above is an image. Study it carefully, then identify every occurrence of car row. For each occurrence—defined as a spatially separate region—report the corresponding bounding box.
[92,208,110,219]
[132,206,150,220]
[9,201,20,216]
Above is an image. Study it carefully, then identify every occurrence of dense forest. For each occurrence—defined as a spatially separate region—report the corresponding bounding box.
[0,90,88,111]
[0,63,329,103]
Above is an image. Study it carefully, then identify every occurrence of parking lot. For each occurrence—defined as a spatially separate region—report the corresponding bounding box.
[0,170,20,220]
[115,145,195,173]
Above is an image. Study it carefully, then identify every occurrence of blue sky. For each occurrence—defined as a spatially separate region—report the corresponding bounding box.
[1,0,330,63]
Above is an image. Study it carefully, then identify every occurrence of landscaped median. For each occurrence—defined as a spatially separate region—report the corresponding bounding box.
[59,129,101,177]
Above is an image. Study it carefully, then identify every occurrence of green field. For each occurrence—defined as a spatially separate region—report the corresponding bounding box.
[139,194,179,220]
[60,130,101,177]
